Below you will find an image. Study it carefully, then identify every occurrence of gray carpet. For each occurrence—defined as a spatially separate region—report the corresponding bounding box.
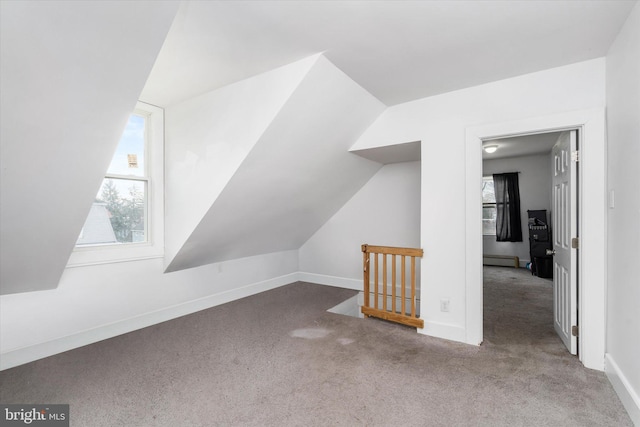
[0,268,632,426]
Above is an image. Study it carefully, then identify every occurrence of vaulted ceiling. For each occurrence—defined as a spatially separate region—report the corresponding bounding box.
[141,0,636,107]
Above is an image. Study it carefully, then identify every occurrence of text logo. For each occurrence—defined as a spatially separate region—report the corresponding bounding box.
[1,405,69,427]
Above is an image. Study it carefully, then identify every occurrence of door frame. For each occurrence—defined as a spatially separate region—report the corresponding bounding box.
[465,109,606,371]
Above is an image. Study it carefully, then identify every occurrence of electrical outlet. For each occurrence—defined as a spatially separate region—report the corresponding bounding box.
[440,298,450,312]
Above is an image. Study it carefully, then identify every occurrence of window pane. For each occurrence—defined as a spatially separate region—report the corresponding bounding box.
[482,206,496,220]
[482,177,495,203]
[482,177,497,235]
[483,206,497,235]
[107,114,145,177]
[76,178,146,246]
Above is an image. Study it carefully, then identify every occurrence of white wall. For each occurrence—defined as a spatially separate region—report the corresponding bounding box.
[483,153,552,265]
[299,162,421,288]
[352,59,606,355]
[604,2,640,423]
[0,251,298,370]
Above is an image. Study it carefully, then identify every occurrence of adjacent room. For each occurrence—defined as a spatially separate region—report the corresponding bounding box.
[1,1,639,425]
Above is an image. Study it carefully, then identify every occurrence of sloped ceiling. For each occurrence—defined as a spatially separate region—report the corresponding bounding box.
[165,55,385,272]
[0,1,180,295]
[141,0,636,107]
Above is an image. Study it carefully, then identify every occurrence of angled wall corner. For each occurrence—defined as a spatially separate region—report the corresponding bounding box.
[0,1,179,295]
[165,55,386,272]
[163,55,322,267]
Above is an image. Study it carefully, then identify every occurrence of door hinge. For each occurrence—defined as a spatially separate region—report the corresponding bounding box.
[571,150,580,162]
[571,237,579,249]
[572,325,579,337]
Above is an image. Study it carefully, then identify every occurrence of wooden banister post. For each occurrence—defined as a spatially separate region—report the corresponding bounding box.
[382,254,387,311]
[411,256,416,318]
[362,244,370,316]
[374,253,379,309]
[401,255,406,316]
[392,254,397,313]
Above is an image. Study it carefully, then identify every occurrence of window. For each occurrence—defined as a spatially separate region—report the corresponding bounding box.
[482,176,496,235]
[70,102,164,266]
[77,114,148,246]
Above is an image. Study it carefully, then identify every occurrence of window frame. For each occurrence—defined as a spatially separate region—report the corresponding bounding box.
[68,101,164,267]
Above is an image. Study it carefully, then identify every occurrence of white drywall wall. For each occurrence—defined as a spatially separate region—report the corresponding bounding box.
[352,59,606,357]
[483,153,552,265]
[0,251,298,370]
[164,55,320,267]
[605,2,640,423]
[299,161,420,287]
[0,0,179,295]
[166,55,384,271]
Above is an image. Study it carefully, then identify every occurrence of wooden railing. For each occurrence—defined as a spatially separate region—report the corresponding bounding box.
[361,244,424,328]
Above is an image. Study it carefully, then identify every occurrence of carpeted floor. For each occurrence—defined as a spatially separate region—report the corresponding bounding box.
[0,267,632,426]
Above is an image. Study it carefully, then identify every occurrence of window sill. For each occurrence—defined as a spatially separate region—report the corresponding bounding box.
[66,254,163,269]
[66,242,163,268]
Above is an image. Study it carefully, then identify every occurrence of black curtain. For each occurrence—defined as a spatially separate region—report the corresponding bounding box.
[493,172,522,242]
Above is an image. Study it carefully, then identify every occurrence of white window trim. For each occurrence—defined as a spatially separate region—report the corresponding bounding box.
[67,101,164,267]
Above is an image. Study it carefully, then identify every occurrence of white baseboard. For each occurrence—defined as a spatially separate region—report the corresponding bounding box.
[297,272,361,290]
[418,320,468,344]
[0,273,298,371]
[604,353,640,425]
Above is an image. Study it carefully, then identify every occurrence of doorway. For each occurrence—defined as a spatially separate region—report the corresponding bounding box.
[464,109,606,370]
[480,130,578,355]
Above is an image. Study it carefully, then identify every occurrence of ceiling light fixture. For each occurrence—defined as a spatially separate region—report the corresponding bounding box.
[483,145,498,154]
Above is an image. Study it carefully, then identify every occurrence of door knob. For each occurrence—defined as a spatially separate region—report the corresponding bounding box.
[546,249,556,256]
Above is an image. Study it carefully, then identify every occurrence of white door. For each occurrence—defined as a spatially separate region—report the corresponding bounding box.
[551,131,578,354]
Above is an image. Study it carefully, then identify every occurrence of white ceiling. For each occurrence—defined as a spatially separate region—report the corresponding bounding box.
[141,0,636,107]
[482,132,563,160]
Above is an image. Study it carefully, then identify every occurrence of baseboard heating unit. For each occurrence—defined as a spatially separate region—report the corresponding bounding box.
[483,254,520,268]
